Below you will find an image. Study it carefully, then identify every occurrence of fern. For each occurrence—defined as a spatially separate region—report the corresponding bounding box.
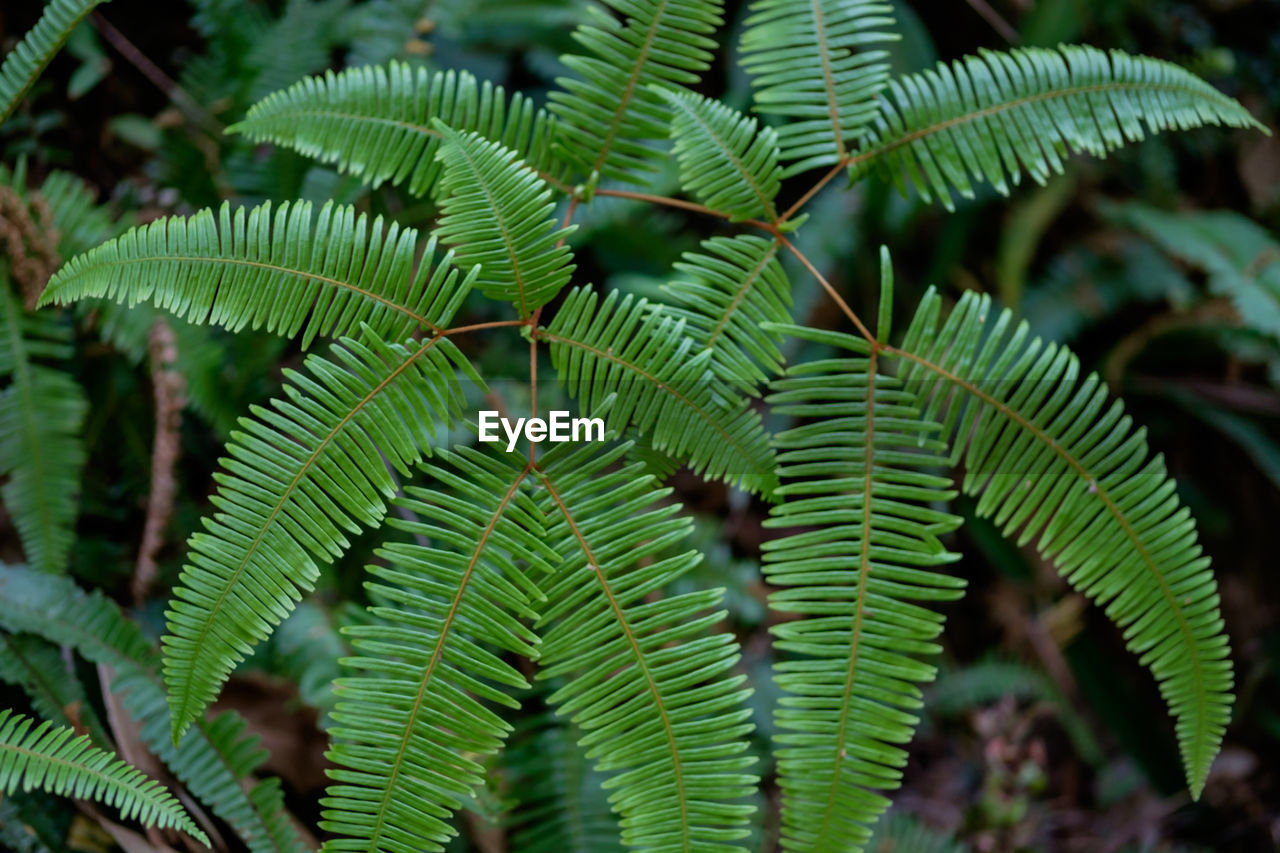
[657,89,782,222]
[533,438,757,850]
[549,0,724,181]
[542,287,778,494]
[0,632,111,747]
[232,62,566,198]
[662,234,792,390]
[738,0,897,173]
[41,199,467,349]
[850,45,1265,209]
[762,324,964,850]
[163,327,481,740]
[0,0,108,126]
[321,448,552,852]
[0,283,86,575]
[0,565,310,853]
[894,288,1232,796]
[434,127,576,316]
[0,709,207,844]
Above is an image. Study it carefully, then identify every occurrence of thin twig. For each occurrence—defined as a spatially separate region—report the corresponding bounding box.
[133,318,185,606]
[775,233,876,343]
[964,0,1020,43]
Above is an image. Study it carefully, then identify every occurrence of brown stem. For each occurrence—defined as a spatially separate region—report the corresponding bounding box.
[133,318,185,605]
[775,234,876,343]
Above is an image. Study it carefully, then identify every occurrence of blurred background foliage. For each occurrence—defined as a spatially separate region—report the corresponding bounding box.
[0,0,1277,849]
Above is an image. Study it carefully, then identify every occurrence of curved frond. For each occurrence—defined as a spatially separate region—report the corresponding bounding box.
[541,287,778,495]
[738,0,897,173]
[761,325,963,851]
[549,0,724,182]
[163,326,481,741]
[0,632,111,747]
[321,447,555,853]
[534,440,758,850]
[231,62,566,197]
[663,234,792,390]
[0,0,107,126]
[42,199,470,348]
[0,285,87,574]
[893,288,1232,796]
[0,709,207,844]
[850,45,1265,210]
[656,88,781,222]
[0,565,310,853]
[435,127,576,317]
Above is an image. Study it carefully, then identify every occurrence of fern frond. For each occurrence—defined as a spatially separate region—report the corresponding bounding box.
[738,0,896,173]
[435,127,576,317]
[656,88,781,222]
[0,565,310,853]
[541,287,778,494]
[0,632,111,747]
[850,45,1264,210]
[321,447,554,853]
[163,326,480,741]
[894,288,1232,796]
[0,0,108,126]
[0,709,207,844]
[42,199,469,348]
[232,62,566,197]
[0,285,87,574]
[663,235,792,390]
[534,440,758,850]
[761,325,963,851]
[549,0,724,182]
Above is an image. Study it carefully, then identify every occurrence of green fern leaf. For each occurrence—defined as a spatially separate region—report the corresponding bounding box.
[0,0,108,126]
[163,324,481,741]
[435,126,576,317]
[231,61,566,197]
[850,45,1265,210]
[738,0,897,174]
[321,447,555,853]
[0,632,112,748]
[0,285,87,574]
[656,88,782,222]
[534,439,758,850]
[0,565,309,853]
[541,287,779,494]
[0,709,207,845]
[549,0,724,182]
[663,234,792,391]
[42,199,466,349]
[761,325,963,851]
[894,288,1232,796]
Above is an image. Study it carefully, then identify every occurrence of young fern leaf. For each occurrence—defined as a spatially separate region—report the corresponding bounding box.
[321,447,555,853]
[0,0,108,126]
[656,88,782,222]
[0,565,310,853]
[434,126,576,317]
[663,234,792,392]
[893,288,1232,796]
[534,440,758,851]
[850,45,1265,210]
[549,0,724,182]
[231,62,566,198]
[738,0,897,174]
[761,325,963,852]
[164,323,482,742]
[0,709,208,845]
[541,287,778,495]
[42,199,460,349]
[0,284,87,575]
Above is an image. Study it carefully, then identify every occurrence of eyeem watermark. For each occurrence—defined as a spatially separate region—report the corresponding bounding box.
[478,410,605,452]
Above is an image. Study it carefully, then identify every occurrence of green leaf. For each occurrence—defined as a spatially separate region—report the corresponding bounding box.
[435,126,577,317]
[850,45,1265,209]
[542,287,779,495]
[739,0,897,173]
[895,288,1232,797]
[534,439,758,850]
[762,326,963,851]
[0,0,109,126]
